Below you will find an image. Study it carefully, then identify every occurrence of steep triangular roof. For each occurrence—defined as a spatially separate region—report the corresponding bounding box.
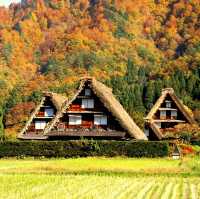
[145,88,196,140]
[44,77,147,140]
[145,88,195,124]
[18,92,67,138]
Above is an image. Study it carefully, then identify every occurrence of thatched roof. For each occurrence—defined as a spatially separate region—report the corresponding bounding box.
[44,77,147,140]
[149,122,163,139]
[145,88,195,124]
[44,92,67,111]
[145,88,196,140]
[18,92,67,138]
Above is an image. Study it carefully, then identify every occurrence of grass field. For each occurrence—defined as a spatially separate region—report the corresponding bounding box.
[0,157,200,199]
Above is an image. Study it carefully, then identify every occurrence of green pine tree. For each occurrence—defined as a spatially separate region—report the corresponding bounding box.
[144,81,155,110]
[186,75,197,96]
[134,84,145,112]
[0,107,4,140]
[125,59,138,84]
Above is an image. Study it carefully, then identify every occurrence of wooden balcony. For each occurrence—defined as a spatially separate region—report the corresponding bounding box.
[159,108,177,111]
[20,134,48,140]
[34,116,54,119]
[66,111,103,114]
[153,119,186,123]
[21,131,48,139]
[36,111,45,117]
[46,129,126,137]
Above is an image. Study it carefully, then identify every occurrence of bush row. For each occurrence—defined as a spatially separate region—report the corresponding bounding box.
[191,140,200,146]
[0,140,169,158]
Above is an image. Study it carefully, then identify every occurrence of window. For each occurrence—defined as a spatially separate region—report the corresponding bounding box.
[69,115,82,125]
[44,108,54,117]
[166,101,172,108]
[35,121,46,130]
[94,115,107,125]
[85,89,91,96]
[144,128,149,137]
[82,99,94,108]
[171,110,177,117]
[160,110,166,118]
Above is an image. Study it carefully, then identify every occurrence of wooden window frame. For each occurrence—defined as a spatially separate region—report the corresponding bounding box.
[35,121,46,130]
[94,115,107,125]
[85,89,91,96]
[68,115,82,125]
[81,99,94,109]
[44,108,54,117]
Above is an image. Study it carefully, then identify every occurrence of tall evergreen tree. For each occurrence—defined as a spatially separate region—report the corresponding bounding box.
[125,59,138,84]
[186,75,196,96]
[178,71,186,94]
[193,82,200,100]
[138,67,147,84]
[4,85,23,113]
[154,80,162,100]
[144,81,155,110]
[134,84,145,112]
[0,107,4,140]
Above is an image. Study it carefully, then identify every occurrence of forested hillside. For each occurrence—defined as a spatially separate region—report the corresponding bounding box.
[0,0,200,138]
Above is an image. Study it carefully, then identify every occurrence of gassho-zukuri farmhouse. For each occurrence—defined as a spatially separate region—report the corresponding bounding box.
[18,77,195,141]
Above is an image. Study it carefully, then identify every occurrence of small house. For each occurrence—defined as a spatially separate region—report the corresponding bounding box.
[18,92,67,139]
[144,88,195,140]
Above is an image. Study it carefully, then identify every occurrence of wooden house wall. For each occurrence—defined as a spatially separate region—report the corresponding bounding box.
[68,96,107,112]
[35,97,56,117]
[59,113,124,131]
[160,122,179,129]
[149,128,159,141]
[55,84,125,132]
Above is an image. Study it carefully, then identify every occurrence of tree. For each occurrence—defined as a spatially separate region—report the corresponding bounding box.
[124,59,138,84]
[0,107,4,140]
[134,84,145,112]
[154,80,162,100]
[2,43,12,64]
[5,85,23,113]
[144,81,155,110]
[186,75,196,96]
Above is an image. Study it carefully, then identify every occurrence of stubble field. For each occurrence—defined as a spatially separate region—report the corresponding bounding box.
[0,157,200,199]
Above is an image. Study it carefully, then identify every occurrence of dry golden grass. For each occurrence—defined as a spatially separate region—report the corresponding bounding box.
[0,157,200,199]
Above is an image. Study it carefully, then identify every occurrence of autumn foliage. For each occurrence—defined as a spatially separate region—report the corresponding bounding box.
[0,0,200,137]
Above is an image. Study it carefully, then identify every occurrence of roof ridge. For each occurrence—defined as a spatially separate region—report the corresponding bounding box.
[162,88,174,94]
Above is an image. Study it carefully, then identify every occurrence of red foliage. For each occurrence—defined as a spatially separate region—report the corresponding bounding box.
[5,102,35,127]
[179,144,194,155]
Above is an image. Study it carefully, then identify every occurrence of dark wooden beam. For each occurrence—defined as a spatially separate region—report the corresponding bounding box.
[47,130,126,137]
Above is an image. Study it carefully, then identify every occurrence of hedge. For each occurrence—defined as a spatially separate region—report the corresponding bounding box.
[191,140,200,146]
[0,140,169,158]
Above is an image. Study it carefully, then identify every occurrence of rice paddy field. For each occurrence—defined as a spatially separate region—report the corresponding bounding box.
[0,157,200,199]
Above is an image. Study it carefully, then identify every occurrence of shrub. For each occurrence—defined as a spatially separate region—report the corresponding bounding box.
[0,140,169,158]
[191,140,200,146]
[191,145,200,155]
[179,144,195,156]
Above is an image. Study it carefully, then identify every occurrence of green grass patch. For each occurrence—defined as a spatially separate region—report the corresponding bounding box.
[0,157,199,176]
[0,157,200,199]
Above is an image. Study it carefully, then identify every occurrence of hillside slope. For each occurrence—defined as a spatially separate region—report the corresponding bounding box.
[0,0,200,137]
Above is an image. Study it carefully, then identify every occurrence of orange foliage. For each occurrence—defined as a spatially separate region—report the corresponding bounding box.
[5,102,35,126]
